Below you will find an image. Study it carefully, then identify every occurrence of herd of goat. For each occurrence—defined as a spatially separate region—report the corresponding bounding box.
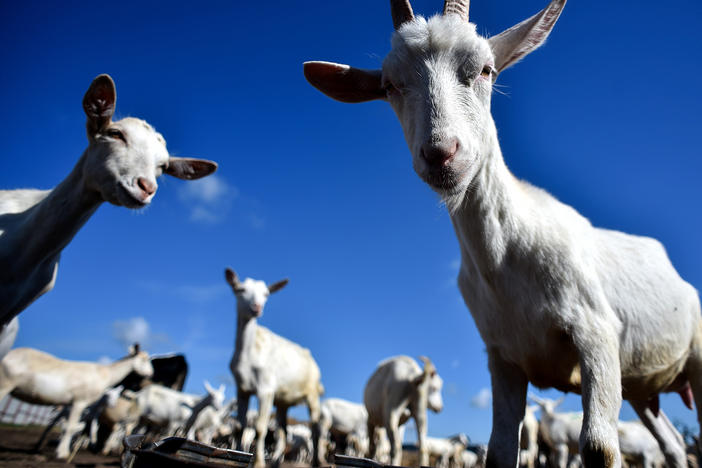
[1,0,701,467]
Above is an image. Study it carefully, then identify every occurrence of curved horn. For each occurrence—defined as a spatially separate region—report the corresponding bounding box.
[443,0,470,21]
[418,355,436,374]
[391,0,414,30]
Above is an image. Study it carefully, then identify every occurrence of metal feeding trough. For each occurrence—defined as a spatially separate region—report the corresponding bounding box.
[122,435,253,468]
[333,454,431,468]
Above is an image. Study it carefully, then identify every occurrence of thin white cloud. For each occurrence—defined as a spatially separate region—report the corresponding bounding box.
[112,317,151,348]
[179,175,236,204]
[111,316,170,350]
[470,387,492,409]
[178,175,237,224]
[189,206,221,224]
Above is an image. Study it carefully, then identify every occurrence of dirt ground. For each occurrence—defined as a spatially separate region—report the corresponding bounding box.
[0,424,314,468]
[0,424,121,468]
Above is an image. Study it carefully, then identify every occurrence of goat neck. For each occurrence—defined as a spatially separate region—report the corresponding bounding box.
[233,306,258,363]
[448,133,525,279]
[12,153,101,270]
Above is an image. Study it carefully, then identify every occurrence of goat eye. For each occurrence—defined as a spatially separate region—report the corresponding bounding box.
[480,65,494,79]
[106,129,126,142]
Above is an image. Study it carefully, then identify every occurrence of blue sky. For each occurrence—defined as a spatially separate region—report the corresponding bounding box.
[2,0,701,444]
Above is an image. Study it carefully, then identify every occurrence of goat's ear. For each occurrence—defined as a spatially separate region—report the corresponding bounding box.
[204,380,215,394]
[225,268,243,292]
[165,157,218,180]
[267,278,289,294]
[487,0,566,75]
[304,61,385,103]
[128,343,141,355]
[83,74,116,135]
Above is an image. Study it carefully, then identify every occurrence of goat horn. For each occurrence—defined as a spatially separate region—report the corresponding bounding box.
[418,355,436,374]
[391,0,414,30]
[443,0,470,21]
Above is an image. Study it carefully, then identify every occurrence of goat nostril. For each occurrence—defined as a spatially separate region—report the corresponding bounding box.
[136,177,156,196]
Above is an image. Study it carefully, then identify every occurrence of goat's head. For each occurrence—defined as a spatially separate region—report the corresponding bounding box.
[225,267,289,319]
[528,394,564,415]
[128,343,154,377]
[81,74,218,208]
[204,380,227,410]
[416,355,444,412]
[305,0,565,206]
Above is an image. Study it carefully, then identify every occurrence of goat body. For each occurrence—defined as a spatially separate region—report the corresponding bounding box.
[304,1,702,466]
[225,268,324,468]
[318,397,369,460]
[364,355,443,466]
[0,346,152,458]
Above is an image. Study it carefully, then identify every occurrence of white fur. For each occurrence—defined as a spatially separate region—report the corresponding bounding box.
[225,268,324,468]
[286,423,315,464]
[134,381,225,437]
[364,355,443,466]
[318,397,369,461]
[0,347,152,459]
[520,405,540,468]
[304,1,702,466]
[532,397,582,468]
[618,420,665,468]
[186,398,235,445]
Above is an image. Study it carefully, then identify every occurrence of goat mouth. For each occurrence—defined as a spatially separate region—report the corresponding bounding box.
[422,167,461,193]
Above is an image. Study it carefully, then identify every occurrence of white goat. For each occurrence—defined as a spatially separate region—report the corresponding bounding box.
[520,405,540,468]
[532,397,582,468]
[286,423,315,464]
[34,384,123,454]
[404,434,469,468]
[374,425,407,465]
[618,420,665,468]
[304,1,702,466]
[364,355,443,466]
[318,397,369,461]
[0,345,152,459]
[99,390,142,455]
[0,74,217,357]
[534,396,667,468]
[134,381,225,437]
[225,267,324,468]
[186,399,236,445]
